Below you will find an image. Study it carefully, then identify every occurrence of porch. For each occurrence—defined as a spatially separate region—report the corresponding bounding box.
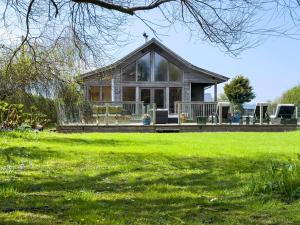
[56,101,299,132]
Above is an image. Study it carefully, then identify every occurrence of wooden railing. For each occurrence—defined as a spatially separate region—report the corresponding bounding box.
[57,101,158,125]
[175,101,218,122]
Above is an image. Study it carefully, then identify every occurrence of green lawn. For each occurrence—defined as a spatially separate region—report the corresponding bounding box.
[0,131,300,225]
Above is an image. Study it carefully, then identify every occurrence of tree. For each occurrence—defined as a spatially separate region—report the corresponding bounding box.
[1,0,300,67]
[218,93,229,102]
[280,85,300,109]
[224,75,255,112]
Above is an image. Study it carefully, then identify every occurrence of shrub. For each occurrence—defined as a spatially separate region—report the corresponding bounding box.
[0,101,49,130]
[5,91,57,123]
[248,156,300,202]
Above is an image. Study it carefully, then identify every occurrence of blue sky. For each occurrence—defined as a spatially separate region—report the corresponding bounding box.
[1,3,299,102]
[116,17,300,102]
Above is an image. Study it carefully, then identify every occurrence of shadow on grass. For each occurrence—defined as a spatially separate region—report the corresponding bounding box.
[0,146,63,163]
[1,151,290,224]
[39,136,173,148]
[0,132,297,224]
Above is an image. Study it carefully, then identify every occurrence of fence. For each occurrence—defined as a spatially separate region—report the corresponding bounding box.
[175,102,218,123]
[56,101,156,125]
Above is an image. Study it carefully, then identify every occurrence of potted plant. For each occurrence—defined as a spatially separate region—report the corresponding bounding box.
[142,114,151,125]
[180,113,187,123]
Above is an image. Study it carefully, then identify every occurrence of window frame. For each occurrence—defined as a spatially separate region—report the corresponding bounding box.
[121,51,184,83]
[136,52,151,82]
[122,86,136,102]
[153,52,169,82]
[88,85,112,102]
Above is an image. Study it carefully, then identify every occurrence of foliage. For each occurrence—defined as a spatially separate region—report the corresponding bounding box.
[218,93,229,102]
[143,114,151,119]
[55,81,86,124]
[0,101,49,129]
[5,91,57,123]
[248,156,300,202]
[280,86,300,113]
[0,44,48,100]
[224,75,255,112]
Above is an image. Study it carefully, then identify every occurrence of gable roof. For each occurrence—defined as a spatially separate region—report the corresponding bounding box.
[81,38,229,83]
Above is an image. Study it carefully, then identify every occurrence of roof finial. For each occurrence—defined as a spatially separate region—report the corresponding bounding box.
[142,32,149,43]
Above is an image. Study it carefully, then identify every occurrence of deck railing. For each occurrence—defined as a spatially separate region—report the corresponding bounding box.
[57,101,157,125]
[175,101,218,123]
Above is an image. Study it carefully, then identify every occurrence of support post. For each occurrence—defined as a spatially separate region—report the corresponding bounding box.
[105,103,109,126]
[178,102,181,125]
[259,103,263,125]
[111,79,115,102]
[219,103,222,125]
[166,87,169,111]
[152,103,156,125]
[135,87,139,115]
[214,83,218,102]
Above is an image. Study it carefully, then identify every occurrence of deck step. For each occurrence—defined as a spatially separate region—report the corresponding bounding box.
[155,128,180,133]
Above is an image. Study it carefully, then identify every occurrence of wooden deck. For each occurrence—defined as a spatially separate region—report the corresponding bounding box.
[56,124,298,133]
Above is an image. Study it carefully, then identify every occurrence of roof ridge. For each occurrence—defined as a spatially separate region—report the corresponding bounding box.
[81,38,229,81]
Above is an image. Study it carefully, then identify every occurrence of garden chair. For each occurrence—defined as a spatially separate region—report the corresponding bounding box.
[252,103,270,124]
[211,102,232,124]
[270,104,297,124]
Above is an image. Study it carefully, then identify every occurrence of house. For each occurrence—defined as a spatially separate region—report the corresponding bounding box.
[81,38,229,114]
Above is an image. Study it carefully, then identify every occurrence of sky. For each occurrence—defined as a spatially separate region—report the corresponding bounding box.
[115,16,300,103]
[1,3,300,103]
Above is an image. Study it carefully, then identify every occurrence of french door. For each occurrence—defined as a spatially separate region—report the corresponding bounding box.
[140,88,165,109]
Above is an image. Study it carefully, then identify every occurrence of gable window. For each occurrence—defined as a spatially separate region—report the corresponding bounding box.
[137,53,151,81]
[122,51,183,82]
[154,53,168,81]
[169,63,183,82]
[122,62,136,81]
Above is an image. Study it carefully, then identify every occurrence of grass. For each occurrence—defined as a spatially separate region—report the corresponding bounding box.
[0,131,300,225]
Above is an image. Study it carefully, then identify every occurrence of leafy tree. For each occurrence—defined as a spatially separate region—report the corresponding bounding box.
[224,75,255,112]
[280,85,300,111]
[0,42,82,123]
[218,93,229,102]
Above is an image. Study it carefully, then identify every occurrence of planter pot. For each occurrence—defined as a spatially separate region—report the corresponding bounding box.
[143,118,151,125]
[232,113,241,123]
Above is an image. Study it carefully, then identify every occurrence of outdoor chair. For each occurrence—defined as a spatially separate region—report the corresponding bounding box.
[252,103,270,124]
[155,109,169,124]
[108,106,123,115]
[270,104,297,125]
[92,105,106,115]
[211,102,232,124]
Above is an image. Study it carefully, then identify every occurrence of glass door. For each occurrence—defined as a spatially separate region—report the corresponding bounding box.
[154,88,165,109]
[140,88,151,105]
[140,88,165,109]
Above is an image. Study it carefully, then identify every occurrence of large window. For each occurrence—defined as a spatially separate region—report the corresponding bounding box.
[137,53,151,81]
[154,53,168,81]
[89,86,100,102]
[169,87,182,113]
[89,86,111,102]
[122,87,136,101]
[122,52,183,82]
[102,86,111,102]
[169,63,183,81]
[122,62,136,81]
